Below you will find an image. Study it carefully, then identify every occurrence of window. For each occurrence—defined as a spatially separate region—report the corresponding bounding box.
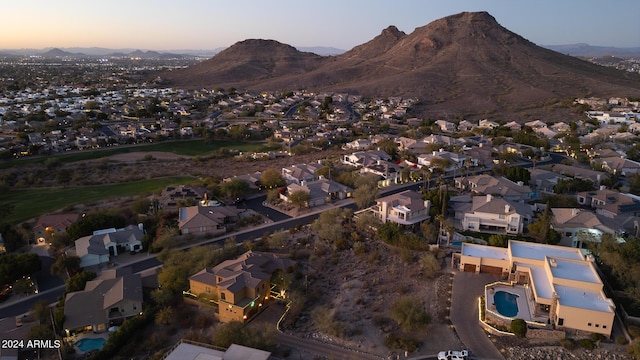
[221,292,226,301]
[588,323,592,327]
[499,214,506,219]
[603,325,607,329]
[205,286,211,293]
[558,318,564,326]
[595,324,600,328]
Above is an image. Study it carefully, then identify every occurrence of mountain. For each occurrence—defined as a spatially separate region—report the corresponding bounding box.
[41,48,78,57]
[163,12,640,117]
[170,39,325,86]
[544,43,640,58]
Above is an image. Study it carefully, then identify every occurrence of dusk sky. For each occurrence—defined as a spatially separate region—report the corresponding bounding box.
[2,0,639,51]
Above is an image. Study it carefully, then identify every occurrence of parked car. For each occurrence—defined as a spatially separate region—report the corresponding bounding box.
[438,349,468,360]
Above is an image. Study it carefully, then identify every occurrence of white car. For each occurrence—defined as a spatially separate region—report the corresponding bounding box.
[437,349,469,360]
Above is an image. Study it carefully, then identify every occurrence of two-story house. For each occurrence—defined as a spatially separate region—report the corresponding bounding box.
[188,251,295,323]
[371,190,431,227]
[460,194,533,234]
[64,268,143,335]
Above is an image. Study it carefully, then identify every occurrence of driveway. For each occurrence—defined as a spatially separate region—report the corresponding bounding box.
[450,271,504,360]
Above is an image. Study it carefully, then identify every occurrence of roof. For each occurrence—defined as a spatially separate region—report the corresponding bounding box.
[466,174,531,198]
[33,213,81,231]
[178,205,241,229]
[509,240,583,262]
[64,272,142,330]
[376,190,427,213]
[75,225,144,257]
[461,243,509,260]
[470,195,533,217]
[163,342,271,360]
[191,251,296,297]
[554,285,614,312]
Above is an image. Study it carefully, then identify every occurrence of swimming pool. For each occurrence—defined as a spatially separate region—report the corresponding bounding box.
[494,291,519,317]
[75,337,106,352]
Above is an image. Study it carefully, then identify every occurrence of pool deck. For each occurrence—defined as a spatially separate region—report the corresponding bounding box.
[486,284,548,324]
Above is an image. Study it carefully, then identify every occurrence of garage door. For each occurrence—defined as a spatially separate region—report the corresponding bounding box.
[463,264,477,272]
[480,265,503,275]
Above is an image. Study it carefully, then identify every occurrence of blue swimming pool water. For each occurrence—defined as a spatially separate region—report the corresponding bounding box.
[451,241,463,247]
[75,337,105,352]
[494,291,519,317]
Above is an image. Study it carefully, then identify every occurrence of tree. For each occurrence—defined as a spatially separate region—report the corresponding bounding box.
[66,212,126,240]
[488,234,509,248]
[527,203,559,244]
[155,307,174,325]
[510,318,527,337]
[390,296,431,332]
[504,167,531,185]
[288,189,310,208]
[65,271,96,293]
[220,178,250,200]
[260,168,285,189]
[50,255,81,277]
[353,173,379,209]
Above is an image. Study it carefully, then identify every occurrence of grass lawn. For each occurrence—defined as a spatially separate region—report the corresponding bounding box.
[0,176,197,224]
[0,139,273,169]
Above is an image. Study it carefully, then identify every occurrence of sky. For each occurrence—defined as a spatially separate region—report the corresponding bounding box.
[2,0,639,51]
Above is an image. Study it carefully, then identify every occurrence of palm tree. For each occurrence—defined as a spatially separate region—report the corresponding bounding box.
[421,166,432,192]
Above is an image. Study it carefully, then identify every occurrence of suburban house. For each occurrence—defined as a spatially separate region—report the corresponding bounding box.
[224,172,262,190]
[458,174,531,202]
[163,342,271,360]
[33,213,81,243]
[280,179,352,207]
[160,185,209,211]
[529,169,569,195]
[550,208,633,248]
[281,162,323,185]
[459,194,533,234]
[178,205,242,235]
[435,120,457,132]
[576,189,640,219]
[74,224,144,268]
[64,268,143,335]
[548,164,608,184]
[188,251,296,323]
[370,190,431,226]
[417,150,476,173]
[455,240,615,336]
[342,150,392,168]
[593,156,640,176]
[360,160,404,186]
[343,138,374,150]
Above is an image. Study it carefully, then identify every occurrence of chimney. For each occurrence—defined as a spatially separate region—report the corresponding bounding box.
[487,194,492,202]
[572,208,579,216]
[517,181,524,187]
[433,151,437,156]
[505,204,510,213]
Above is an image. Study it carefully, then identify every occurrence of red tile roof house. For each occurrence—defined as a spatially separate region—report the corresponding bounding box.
[33,213,81,243]
[188,251,295,323]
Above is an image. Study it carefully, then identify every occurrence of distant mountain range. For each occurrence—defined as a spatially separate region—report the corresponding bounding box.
[543,43,640,58]
[161,11,640,119]
[0,46,346,58]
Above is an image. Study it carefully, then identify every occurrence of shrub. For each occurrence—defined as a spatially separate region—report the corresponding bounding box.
[616,335,627,345]
[578,338,595,350]
[590,333,605,342]
[510,318,527,337]
[629,325,640,338]
[559,338,575,350]
[384,333,421,352]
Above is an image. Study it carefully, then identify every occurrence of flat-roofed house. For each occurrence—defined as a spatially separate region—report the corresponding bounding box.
[188,251,295,323]
[455,240,615,336]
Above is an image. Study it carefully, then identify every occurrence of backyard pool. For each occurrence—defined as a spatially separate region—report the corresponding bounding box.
[494,290,519,317]
[75,337,106,352]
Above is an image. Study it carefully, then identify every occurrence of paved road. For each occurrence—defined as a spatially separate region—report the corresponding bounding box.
[450,271,503,360]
